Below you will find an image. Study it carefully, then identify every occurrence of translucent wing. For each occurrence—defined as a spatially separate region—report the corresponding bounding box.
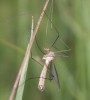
[49,61,54,81]
[53,61,60,90]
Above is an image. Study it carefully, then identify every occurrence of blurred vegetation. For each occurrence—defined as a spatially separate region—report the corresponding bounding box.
[0,0,90,100]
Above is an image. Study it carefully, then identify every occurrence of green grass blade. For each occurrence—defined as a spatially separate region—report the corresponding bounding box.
[15,16,34,100]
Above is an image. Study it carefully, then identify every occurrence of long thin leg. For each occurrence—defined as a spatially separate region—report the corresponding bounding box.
[44,11,60,36]
[55,54,69,58]
[54,49,71,53]
[35,35,45,54]
[49,34,60,48]
[19,52,54,87]
[31,52,54,77]
[19,77,53,87]
[44,11,71,51]
[46,40,68,56]
[44,55,68,58]
[45,11,60,49]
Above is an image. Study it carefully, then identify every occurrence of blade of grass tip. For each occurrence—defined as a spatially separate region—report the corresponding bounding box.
[15,16,34,100]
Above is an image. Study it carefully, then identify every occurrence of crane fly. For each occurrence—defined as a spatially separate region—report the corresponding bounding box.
[35,33,69,92]
[22,18,70,92]
[35,12,70,92]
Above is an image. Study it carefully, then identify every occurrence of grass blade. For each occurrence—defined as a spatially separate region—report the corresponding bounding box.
[15,16,34,100]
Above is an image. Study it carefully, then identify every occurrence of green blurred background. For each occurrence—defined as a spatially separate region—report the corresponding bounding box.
[0,0,90,100]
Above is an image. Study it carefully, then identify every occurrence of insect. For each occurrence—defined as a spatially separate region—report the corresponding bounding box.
[32,10,70,91]
[35,32,69,92]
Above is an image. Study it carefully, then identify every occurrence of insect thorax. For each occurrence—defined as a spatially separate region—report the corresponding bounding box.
[43,51,55,65]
